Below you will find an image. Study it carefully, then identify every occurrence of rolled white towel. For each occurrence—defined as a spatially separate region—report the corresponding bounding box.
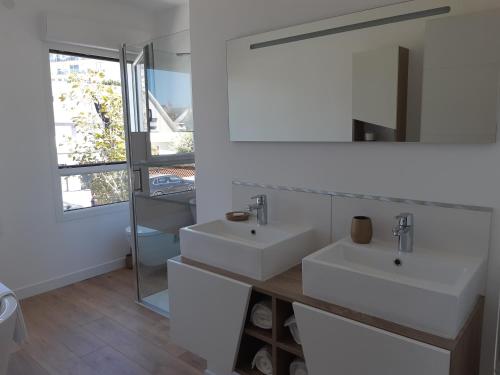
[250,299,272,330]
[284,315,301,345]
[251,346,273,375]
[0,283,27,344]
[289,358,308,375]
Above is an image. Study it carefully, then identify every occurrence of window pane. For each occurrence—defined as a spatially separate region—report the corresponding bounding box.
[148,165,195,197]
[61,170,128,211]
[50,52,126,166]
[147,31,194,157]
[133,57,149,133]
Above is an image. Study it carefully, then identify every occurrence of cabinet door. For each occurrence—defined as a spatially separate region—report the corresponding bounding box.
[293,302,450,375]
[168,260,251,374]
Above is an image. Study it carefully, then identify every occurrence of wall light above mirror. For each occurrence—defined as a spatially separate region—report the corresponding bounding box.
[226,0,500,143]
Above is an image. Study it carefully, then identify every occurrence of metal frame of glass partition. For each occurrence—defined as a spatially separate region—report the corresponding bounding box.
[120,33,195,316]
[120,44,141,305]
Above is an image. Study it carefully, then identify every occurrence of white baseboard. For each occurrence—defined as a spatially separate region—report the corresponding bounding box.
[14,257,126,299]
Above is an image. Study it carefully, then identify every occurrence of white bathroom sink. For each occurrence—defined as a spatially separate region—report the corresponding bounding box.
[180,219,315,281]
[302,238,486,338]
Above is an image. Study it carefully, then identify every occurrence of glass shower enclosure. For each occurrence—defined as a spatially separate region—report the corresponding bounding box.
[120,30,195,316]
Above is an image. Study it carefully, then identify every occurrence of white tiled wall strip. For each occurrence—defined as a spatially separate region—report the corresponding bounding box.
[232,180,492,213]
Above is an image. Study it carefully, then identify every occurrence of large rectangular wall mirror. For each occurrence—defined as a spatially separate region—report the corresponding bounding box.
[227,0,500,143]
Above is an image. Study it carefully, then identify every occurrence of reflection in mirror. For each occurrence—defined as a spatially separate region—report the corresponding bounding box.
[227,0,500,143]
[352,46,409,142]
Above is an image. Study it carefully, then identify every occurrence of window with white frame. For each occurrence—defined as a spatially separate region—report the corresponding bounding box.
[49,50,128,212]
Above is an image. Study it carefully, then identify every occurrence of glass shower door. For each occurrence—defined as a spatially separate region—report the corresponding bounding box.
[121,31,195,316]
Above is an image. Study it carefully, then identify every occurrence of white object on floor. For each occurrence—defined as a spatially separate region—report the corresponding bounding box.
[250,299,272,330]
[284,315,301,345]
[0,283,27,375]
[251,346,273,375]
[142,289,170,313]
[289,358,308,375]
[0,284,26,344]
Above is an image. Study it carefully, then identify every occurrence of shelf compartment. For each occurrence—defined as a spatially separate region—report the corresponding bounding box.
[275,298,304,358]
[235,366,266,375]
[276,338,303,359]
[245,325,273,345]
[236,334,272,375]
[245,290,273,330]
[275,348,299,375]
[236,291,307,375]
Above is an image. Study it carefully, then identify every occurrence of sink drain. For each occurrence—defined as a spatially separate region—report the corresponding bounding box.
[394,258,402,266]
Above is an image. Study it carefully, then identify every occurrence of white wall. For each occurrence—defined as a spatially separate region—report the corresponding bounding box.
[154,3,190,38]
[189,0,500,373]
[0,0,156,298]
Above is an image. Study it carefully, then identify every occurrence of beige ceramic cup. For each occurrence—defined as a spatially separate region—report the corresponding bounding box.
[350,216,373,244]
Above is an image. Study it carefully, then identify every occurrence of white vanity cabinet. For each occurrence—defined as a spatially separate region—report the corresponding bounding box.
[168,260,252,374]
[293,302,451,375]
[168,257,482,375]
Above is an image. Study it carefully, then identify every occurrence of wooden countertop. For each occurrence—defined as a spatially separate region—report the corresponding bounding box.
[171,256,484,352]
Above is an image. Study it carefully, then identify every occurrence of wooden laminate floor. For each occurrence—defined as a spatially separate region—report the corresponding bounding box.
[7,268,206,375]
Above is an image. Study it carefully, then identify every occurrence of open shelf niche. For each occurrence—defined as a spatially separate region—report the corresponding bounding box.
[235,289,305,375]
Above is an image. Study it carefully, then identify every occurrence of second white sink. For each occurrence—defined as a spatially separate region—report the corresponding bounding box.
[181,219,315,281]
[303,238,486,338]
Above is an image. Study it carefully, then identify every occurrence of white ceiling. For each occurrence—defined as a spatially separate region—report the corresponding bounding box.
[108,0,187,11]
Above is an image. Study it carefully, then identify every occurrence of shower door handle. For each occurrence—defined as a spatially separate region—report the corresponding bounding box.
[132,169,143,192]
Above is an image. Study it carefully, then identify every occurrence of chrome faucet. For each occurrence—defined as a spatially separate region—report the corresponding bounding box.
[248,195,268,225]
[392,213,414,253]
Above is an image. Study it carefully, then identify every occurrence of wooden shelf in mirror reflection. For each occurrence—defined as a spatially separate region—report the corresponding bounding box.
[352,120,401,142]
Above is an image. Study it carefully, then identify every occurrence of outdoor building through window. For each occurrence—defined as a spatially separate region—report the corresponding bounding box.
[49,51,128,212]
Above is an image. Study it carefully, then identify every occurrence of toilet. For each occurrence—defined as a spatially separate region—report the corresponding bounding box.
[189,198,197,223]
[126,225,181,267]
[0,295,18,375]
